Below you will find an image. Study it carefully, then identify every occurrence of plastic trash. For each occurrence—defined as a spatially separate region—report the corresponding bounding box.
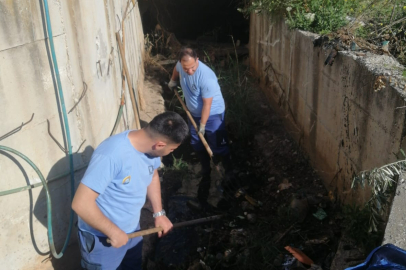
[345,243,406,269]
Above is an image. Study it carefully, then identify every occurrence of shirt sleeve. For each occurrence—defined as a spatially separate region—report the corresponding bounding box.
[201,79,220,99]
[153,157,161,170]
[80,154,119,195]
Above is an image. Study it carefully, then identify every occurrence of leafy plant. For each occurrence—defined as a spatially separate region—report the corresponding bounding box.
[239,0,406,65]
[352,159,403,227]
[348,149,406,251]
[162,155,189,181]
[172,155,189,171]
[239,0,354,34]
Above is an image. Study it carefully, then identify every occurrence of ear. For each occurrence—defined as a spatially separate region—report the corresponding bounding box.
[153,140,167,150]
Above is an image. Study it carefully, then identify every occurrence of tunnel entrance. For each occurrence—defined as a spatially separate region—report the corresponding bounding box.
[138,0,249,45]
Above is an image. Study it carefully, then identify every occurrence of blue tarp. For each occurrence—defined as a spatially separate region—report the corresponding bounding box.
[345,244,406,269]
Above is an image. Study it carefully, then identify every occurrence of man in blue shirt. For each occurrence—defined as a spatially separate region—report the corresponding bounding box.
[168,47,231,207]
[72,112,189,270]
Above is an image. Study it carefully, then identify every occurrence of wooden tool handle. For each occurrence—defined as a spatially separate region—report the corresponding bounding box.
[107,227,164,243]
[173,89,213,157]
[116,32,141,129]
[106,215,222,243]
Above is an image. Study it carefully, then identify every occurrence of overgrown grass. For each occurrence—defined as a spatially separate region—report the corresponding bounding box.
[202,52,257,141]
[219,67,256,141]
[240,0,358,34]
[162,155,189,180]
[239,0,406,65]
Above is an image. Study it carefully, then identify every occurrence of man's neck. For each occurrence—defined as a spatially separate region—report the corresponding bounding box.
[128,129,153,153]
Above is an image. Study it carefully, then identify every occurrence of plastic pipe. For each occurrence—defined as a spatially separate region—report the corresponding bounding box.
[0,146,68,258]
[41,0,75,258]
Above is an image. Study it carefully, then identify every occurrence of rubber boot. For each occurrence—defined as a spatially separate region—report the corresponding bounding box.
[197,174,211,204]
[194,150,212,209]
[196,150,212,177]
[219,154,238,195]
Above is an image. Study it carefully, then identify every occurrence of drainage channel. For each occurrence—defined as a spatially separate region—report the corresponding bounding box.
[140,54,346,269]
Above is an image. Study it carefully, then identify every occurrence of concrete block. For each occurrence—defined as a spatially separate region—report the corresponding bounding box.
[383,175,406,249]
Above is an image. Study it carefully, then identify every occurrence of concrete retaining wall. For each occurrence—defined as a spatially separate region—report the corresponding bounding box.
[0,0,145,269]
[249,14,406,204]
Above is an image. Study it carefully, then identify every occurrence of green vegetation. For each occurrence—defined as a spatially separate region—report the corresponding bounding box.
[218,65,256,141]
[240,0,360,34]
[202,49,256,141]
[163,155,190,180]
[239,0,406,65]
[171,155,189,171]
[349,152,405,251]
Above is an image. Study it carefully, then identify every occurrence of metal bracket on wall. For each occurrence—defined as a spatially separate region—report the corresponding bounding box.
[96,60,103,77]
[107,47,114,76]
[68,82,88,114]
[47,119,68,153]
[0,113,35,141]
[47,119,86,154]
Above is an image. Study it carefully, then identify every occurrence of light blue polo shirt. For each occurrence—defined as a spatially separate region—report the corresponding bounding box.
[176,60,225,117]
[78,130,161,236]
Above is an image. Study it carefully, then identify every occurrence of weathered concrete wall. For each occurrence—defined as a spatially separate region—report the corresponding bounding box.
[0,0,145,269]
[249,14,406,204]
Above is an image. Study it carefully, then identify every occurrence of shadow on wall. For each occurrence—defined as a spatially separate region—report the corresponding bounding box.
[0,145,93,269]
[33,146,93,269]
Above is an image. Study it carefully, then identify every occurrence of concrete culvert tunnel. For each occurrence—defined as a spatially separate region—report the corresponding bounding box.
[1,0,406,269]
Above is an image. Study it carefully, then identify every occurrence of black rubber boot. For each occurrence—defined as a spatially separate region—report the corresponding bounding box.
[196,150,212,177]
[194,151,212,209]
[197,174,211,204]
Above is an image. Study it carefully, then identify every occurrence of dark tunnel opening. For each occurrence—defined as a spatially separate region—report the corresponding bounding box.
[138,0,250,45]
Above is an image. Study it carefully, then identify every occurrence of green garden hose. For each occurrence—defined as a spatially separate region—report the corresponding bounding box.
[40,0,75,258]
[0,145,66,258]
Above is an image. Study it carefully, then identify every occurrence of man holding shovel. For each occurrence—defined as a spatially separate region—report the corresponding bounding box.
[72,112,189,270]
[168,47,232,208]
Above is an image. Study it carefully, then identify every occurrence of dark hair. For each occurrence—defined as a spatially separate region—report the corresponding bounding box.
[146,112,189,144]
[178,47,198,61]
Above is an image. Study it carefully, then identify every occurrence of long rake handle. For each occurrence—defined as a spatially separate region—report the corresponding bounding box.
[116,32,141,129]
[106,215,222,243]
[173,89,213,157]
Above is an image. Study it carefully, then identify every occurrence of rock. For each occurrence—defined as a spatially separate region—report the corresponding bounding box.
[273,254,284,266]
[330,235,365,269]
[216,253,223,260]
[241,201,255,211]
[268,176,275,182]
[224,249,233,261]
[247,213,257,223]
[290,195,309,223]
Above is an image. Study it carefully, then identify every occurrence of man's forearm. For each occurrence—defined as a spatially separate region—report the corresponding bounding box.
[200,97,213,125]
[147,170,173,237]
[147,170,163,213]
[171,66,179,81]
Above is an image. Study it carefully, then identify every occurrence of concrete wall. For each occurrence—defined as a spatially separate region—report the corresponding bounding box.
[0,0,145,269]
[249,14,406,204]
